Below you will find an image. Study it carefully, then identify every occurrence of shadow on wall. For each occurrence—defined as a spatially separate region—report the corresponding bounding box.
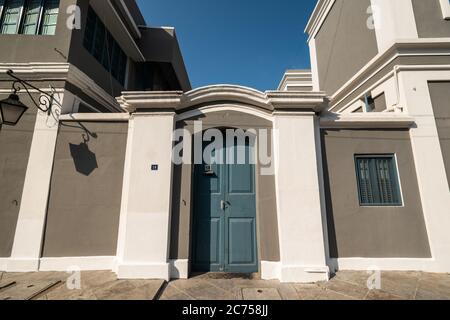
[62,122,99,177]
[320,131,339,258]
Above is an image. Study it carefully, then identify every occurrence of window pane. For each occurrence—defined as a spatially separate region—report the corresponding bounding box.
[101,31,114,70]
[83,6,128,86]
[356,158,374,204]
[21,0,42,34]
[83,6,96,52]
[355,156,401,206]
[118,51,127,85]
[39,0,59,35]
[92,19,105,61]
[0,0,25,34]
[111,41,121,78]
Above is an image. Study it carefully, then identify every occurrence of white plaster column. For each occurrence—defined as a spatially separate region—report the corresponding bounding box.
[371,0,418,53]
[116,112,175,280]
[7,92,66,272]
[399,70,450,273]
[273,112,329,283]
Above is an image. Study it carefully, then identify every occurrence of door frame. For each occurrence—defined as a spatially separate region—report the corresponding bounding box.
[189,127,261,275]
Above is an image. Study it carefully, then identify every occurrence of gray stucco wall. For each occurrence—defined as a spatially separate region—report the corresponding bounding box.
[0,0,76,63]
[428,81,450,187]
[170,110,280,262]
[42,121,128,257]
[0,100,36,257]
[412,0,450,38]
[315,0,379,95]
[321,129,431,258]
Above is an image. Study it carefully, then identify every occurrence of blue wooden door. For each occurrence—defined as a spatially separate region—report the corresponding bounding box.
[192,139,258,273]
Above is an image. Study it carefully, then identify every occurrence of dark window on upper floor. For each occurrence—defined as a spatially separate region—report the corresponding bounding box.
[355,155,403,207]
[83,6,128,86]
[364,93,375,112]
[0,0,59,35]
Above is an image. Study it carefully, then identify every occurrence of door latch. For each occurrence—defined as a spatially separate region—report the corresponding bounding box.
[220,200,231,211]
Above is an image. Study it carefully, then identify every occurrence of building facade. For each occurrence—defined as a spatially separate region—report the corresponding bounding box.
[0,0,449,283]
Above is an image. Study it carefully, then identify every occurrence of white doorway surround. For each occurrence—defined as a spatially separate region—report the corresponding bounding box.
[114,86,330,282]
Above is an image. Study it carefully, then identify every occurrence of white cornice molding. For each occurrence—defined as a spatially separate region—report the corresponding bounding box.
[305,0,335,42]
[0,62,125,113]
[0,62,70,77]
[266,91,327,112]
[329,40,450,110]
[67,64,125,113]
[117,91,183,112]
[320,112,415,128]
[183,85,271,110]
[117,85,328,115]
[278,70,313,91]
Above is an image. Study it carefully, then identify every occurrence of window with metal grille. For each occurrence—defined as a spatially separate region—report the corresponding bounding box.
[0,0,59,35]
[83,6,128,86]
[355,155,402,206]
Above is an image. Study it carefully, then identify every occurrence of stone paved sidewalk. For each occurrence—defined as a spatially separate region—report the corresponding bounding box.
[1,270,450,300]
[160,271,450,300]
[0,271,165,300]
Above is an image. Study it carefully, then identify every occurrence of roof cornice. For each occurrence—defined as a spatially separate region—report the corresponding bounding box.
[320,112,415,129]
[305,0,335,41]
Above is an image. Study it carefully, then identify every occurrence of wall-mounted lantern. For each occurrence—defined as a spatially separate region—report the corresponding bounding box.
[0,70,61,127]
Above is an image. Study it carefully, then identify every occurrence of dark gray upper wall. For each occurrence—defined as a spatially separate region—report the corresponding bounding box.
[0,0,76,63]
[42,121,128,257]
[137,27,191,91]
[321,129,431,258]
[428,81,450,188]
[412,0,450,38]
[0,99,37,257]
[315,0,379,95]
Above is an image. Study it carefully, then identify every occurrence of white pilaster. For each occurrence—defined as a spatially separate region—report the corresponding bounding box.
[116,113,175,280]
[7,93,66,272]
[273,113,329,283]
[308,38,320,91]
[399,70,450,273]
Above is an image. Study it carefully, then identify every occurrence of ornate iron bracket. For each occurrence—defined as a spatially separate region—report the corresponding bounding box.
[6,69,63,116]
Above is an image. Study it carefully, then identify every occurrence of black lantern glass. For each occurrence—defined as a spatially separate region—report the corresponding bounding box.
[0,94,29,126]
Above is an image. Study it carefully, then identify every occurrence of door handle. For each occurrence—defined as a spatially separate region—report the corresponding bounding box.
[220,200,231,211]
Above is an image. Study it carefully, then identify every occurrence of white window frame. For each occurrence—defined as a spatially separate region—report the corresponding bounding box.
[439,0,450,20]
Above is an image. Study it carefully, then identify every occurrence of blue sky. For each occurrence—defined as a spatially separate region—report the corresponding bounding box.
[136,0,317,91]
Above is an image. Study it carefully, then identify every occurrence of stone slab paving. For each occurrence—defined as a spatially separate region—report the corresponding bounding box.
[159,271,450,300]
[0,271,164,300]
[0,270,449,300]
